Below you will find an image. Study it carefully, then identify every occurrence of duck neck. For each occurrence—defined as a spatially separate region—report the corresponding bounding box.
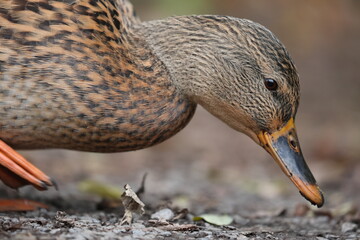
[134,16,234,101]
[134,16,254,132]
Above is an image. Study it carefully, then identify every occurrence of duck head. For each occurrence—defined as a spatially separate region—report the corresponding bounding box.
[139,16,324,207]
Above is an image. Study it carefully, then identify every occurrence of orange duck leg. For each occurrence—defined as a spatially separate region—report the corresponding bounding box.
[0,140,54,190]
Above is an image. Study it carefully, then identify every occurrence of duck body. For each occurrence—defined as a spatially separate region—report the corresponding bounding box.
[0,0,324,207]
[0,0,195,152]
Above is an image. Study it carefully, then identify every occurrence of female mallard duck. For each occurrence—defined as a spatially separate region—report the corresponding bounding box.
[0,0,323,207]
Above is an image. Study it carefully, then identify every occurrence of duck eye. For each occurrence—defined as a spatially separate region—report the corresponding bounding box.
[264,78,278,91]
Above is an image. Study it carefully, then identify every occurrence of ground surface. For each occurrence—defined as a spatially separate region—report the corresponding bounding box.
[0,1,359,239]
[0,208,359,239]
[0,177,359,240]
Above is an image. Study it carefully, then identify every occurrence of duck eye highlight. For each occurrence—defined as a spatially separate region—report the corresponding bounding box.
[264,78,278,91]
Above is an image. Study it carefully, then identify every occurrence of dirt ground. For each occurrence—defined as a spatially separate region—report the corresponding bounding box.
[0,1,359,239]
[0,200,358,239]
[0,152,359,240]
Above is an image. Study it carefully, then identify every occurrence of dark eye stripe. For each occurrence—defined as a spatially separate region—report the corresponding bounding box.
[264,78,278,91]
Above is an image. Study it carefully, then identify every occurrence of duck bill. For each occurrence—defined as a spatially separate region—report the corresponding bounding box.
[257,118,324,207]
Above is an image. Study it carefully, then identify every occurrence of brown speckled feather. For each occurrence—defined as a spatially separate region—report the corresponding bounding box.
[0,0,196,152]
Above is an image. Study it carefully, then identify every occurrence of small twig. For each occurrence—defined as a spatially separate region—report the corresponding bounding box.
[136,172,148,197]
[158,224,198,232]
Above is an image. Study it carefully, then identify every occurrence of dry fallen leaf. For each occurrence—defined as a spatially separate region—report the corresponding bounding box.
[246,208,286,219]
[78,180,122,199]
[193,213,233,226]
[172,195,191,209]
[331,202,357,217]
[120,184,145,225]
[0,199,49,212]
[173,208,189,221]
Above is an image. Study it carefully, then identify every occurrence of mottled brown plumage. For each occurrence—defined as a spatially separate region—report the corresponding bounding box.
[0,0,195,152]
[0,0,324,206]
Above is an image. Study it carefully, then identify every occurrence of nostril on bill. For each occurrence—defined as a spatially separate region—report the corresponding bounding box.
[290,139,297,149]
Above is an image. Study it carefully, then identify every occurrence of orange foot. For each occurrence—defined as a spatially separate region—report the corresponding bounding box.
[0,140,55,190]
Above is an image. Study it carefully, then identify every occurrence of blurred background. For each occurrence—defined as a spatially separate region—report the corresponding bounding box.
[3,0,359,213]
